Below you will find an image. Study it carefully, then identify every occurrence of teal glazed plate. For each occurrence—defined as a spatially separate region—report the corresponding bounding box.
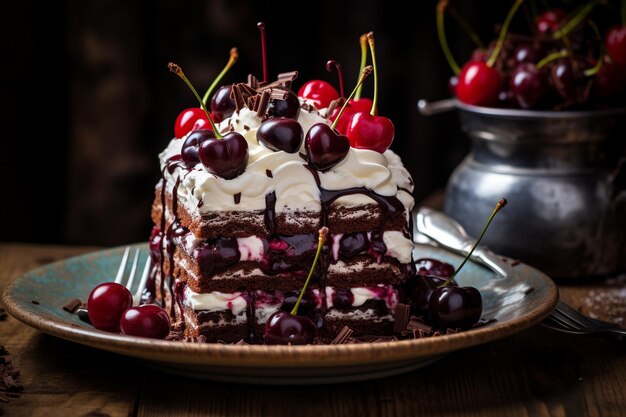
[2,243,558,384]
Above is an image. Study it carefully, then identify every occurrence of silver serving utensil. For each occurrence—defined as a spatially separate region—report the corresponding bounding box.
[414,207,510,277]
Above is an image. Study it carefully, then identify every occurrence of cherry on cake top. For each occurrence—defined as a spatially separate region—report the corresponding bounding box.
[168,25,399,180]
[437,0,626,110]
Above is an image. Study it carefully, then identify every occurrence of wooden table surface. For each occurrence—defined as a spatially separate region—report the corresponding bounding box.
[1,242,625,417]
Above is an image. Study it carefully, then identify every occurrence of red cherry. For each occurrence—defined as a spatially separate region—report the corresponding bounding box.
[120,304,171,339]
[305,123,350,170]
[605,25,626,69]
[348,98,376,114]
[509,63,550,109]
[87,282,133,332]
[327,104,355,134]
[345,112,394,154]
[298,80,339,109]
[456,61,503,107]
[174,108,210,139]
[535,9,567,34]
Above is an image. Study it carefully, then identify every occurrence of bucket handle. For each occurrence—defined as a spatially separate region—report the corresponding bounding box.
[417,99,456,116]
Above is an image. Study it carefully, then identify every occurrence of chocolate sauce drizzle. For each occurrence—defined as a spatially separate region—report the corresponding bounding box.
[264,191,277,234]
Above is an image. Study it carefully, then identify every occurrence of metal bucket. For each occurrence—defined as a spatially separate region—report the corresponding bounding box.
[419,99,626,279]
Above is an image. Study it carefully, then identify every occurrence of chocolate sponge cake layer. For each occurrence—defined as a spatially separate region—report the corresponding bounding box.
[152,188,409,239]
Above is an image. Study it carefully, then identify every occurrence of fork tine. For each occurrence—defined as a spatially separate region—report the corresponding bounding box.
[134,256,151,305]
[114,247,131,284]
[546,312,580,331]
[553,303,587,328]
[126,249,140,291]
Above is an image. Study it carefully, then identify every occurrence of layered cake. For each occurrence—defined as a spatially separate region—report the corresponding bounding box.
[149,40,416,343]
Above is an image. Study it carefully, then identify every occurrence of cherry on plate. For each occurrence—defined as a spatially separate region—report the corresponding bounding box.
[87,282,133,332]
[120,304,171,339]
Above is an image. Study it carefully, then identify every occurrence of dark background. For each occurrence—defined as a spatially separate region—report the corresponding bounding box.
[0,0,578,246]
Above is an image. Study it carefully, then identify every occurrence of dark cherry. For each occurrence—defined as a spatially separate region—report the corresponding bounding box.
[195,237,240,277]
[120,304,171,339]
[405,274,457,316]
[339,232,369,259]
[87,282,133,332]
[181,129,216,167]
[267,90,301,119]
[297,80,339,109]
[510,63,549,109]
[428,286,482,329]
[535,9,566,34]
[264,311,316,345]
[256,117,303,153]
[550,59,586,103]
[471,48,489,62]
[281,290,317,314]
[606,25,626,69]
[331,289,354,309]
[448,76,458,95]
[174,108,209,139]
[210,84,236,120]
[305,123,350,171]
[593,56,626,98]
[456,61,503,107]
[198,132,249,179]
[414,258,455,279]
[514,45,543,64]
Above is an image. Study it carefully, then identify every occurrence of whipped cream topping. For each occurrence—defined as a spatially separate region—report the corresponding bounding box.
[325,285,398,310]
[159,105,415,216]
[183,287,247,315]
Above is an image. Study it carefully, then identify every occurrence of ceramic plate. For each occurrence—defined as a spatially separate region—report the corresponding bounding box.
[2,243,558,384]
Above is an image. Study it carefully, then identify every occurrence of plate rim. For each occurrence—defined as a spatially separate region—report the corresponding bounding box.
[2,243,559,368]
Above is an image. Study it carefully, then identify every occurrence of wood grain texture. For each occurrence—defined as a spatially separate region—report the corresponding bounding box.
[1,243,626,417]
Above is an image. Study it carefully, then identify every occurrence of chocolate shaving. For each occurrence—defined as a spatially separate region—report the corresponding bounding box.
[239,83,258,97]
[268,88,289,100]
[256,90,271,118]
[62,298,83,313]
[331,326,354,345]
[277,70,298,88]
[31,300,39,305]
[414,329,431,339]
[248,95,259,111]
[524,287,535,295]
[394,303,411,333]
[265,169,273,178]
[243,125,250,131]
[76,307,91,324]
[230,84,246,112]
[326,98,346,116]
[247,74,259,89]
[511,259,521,266]
[234,339,248,345]
[407,318,433,333]
[234,192,241,205]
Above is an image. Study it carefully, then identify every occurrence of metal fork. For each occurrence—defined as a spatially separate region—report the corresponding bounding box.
[114,247,151,305]
[541,301,626,341]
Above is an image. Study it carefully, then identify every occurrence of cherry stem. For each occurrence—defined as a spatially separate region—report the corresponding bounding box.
[291,227,329,315]
[584,21,604,76]
[367,32,379,116]
[554,0,602,40]
[536,49,568,69]
[355,34,368,100]
[437,0,461,75]
[168,62,222,139]
[257,22,268,83]
[326,60,345,98]
[330,66,373,131]
[441,198,508,287]
[201,48,238,106]
[447,3,484,48]
[486,0,524,68]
